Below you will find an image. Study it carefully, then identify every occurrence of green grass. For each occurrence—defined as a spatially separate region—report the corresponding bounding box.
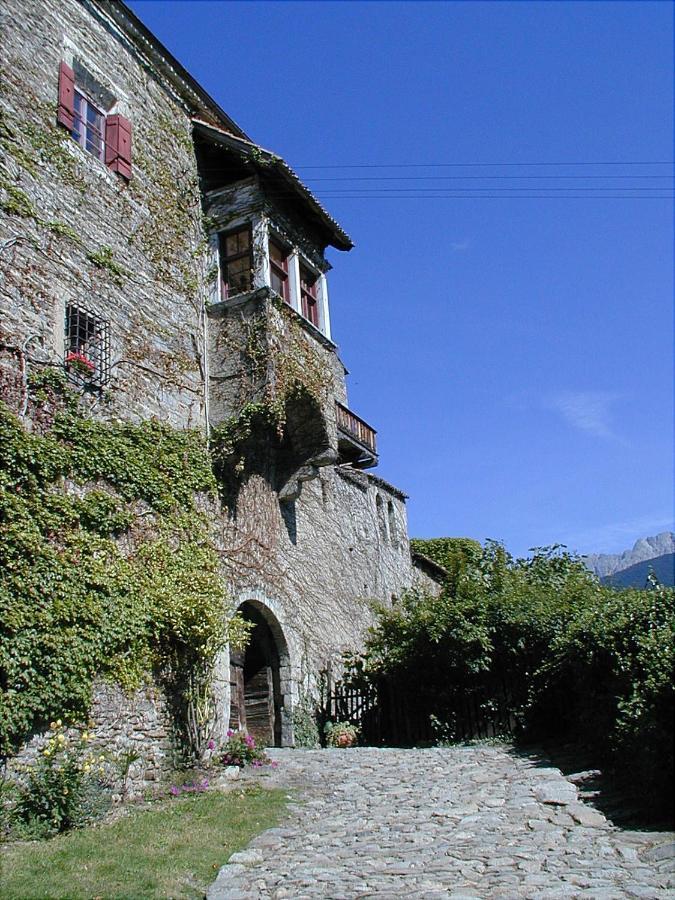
[0,786,287,899]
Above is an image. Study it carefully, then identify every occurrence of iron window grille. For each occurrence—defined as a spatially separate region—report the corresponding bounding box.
[64,304,111,390]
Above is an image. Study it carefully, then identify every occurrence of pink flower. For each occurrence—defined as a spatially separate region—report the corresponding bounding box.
[226,729,234,737]
[207,739,215,750]
[170,785,180,796]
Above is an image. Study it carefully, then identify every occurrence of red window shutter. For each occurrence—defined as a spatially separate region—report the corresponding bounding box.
[57,62,75,130]
[105,114,132,180]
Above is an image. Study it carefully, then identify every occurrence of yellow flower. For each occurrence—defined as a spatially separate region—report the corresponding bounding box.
[57,734,66,744]
[98,755,105,762]
[43,749,51,757]
[83,763,91,773]
[56,719,62,727]
[82,731,89,741]
[63,788,68,795]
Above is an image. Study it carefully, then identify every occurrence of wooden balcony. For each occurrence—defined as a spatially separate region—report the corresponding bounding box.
[336,402,378,469]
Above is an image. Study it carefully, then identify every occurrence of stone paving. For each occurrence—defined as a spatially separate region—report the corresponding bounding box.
[207,746,675,900]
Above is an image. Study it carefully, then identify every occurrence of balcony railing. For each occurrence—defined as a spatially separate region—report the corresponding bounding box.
[336,402,377,456]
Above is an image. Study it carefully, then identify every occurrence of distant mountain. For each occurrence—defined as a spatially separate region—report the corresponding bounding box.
[584,532,675,587]
[600,553,675,589]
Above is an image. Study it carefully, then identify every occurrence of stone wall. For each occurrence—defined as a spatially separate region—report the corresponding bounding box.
[8,682,175,799]
[88,682,174,795]
[0,0,208,429]
[1,0,433,780]
[219,464,417,704]
[207,289,348,430]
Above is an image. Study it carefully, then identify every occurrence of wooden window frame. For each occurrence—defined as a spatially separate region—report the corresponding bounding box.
[72,88,105,161]
[220,225,254,299]
[299,264,320,328]
[269,237,290,304]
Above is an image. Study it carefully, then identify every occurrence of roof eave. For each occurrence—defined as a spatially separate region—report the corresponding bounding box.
[96,0,249,139]
[193,120,354,252]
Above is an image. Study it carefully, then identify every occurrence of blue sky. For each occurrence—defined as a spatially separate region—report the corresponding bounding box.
[128,0,673,557]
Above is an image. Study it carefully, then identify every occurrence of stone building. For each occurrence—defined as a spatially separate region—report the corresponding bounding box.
[0,0,435,771]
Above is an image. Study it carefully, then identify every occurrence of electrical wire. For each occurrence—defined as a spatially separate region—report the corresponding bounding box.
[293,160,674,169]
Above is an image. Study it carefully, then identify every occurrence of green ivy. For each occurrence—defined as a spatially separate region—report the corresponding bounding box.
[0,389,247,762]
[0,179,36,218]
[85,246,129,285]
[209,301,334,497]
[411,537,482,592]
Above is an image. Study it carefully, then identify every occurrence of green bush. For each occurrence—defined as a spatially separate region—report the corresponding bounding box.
[10,722,111,838]
[358,541,674,815]
[291,694,321,749]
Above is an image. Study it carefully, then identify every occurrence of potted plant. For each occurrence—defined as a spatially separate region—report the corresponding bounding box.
[324,721,359,748]
[65,350,96,377]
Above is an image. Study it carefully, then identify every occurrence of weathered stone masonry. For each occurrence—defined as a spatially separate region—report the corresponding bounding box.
[1,0,438,784]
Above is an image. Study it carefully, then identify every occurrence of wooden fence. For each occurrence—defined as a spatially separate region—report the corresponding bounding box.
[320,673,519,747]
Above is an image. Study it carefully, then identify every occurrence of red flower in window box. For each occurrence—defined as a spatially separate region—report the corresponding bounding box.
[65,350,96,376]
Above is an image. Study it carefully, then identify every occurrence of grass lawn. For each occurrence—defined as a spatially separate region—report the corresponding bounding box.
[0,785,287,899]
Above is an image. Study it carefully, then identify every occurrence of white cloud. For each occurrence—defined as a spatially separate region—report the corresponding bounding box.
[563,514,675,555]
[547,390,622,439]
[450,239,470,252]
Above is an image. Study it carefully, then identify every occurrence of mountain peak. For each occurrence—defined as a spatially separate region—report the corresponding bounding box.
[585,531,675,579]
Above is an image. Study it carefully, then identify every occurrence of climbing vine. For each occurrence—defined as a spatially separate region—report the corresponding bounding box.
[0,373,250,762]
[131,115,205,298]
[210,297,334,493]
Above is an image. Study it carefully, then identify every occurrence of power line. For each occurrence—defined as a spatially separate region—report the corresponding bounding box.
[294,160,674,169]
[262,189,673,200]
[293,195,674,200]
[306,187,671,192]
[302,174,674,182]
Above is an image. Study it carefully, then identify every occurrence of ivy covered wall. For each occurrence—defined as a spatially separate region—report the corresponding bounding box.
[0,373,249,771]
[0,0,209,429]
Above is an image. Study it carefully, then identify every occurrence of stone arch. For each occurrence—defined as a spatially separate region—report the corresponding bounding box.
[229,597,293,747]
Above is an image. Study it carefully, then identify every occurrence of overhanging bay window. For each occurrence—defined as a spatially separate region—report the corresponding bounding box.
[220,227,253,298]
[213,216,329,336]
[300,265,319,327]
[269,239,290,304]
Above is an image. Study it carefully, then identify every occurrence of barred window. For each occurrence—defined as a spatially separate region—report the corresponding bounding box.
[64,305,110,390]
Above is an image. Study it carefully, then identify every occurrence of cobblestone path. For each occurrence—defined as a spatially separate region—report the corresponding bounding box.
[208,746,675,900]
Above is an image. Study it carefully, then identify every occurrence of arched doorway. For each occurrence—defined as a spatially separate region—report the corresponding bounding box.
[229,601,288,747]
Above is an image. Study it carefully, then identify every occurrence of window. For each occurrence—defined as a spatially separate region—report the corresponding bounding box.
[64,305,110,390]
[57,62,132,179]
[220,227,253,297]
[72,89,105,160]
[387,500,398,545]
[269,239,290,303]
[300,264,319,327]
[376,493,388,542]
